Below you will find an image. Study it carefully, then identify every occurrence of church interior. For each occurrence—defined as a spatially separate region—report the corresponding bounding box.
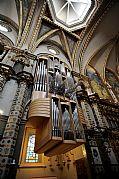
[0,0,119,179]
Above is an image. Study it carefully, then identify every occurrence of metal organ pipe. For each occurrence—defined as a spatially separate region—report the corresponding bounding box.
[45,68,47,92]
[60,62,65,75]
[72,106,81,139]
[38,61,41,91]
[62,108,72,140]
[42,63,45,91]
[34,60,48,92]
[51,98,61,137]
[52,99,54,136]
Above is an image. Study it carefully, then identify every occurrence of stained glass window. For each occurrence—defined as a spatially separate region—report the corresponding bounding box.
[26,135,38,163]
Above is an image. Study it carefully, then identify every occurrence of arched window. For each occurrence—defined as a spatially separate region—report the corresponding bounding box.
[19,127,44,167]
[26,134,38,163]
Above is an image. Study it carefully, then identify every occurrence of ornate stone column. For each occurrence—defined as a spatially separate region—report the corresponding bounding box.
[0,72,33,179]
[0,64,14,93]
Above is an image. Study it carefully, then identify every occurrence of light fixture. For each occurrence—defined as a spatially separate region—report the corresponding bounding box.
[0,24,8,32]
[0,109,4,115]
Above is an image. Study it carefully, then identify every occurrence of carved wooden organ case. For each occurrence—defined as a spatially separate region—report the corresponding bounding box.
[28,56,85,156]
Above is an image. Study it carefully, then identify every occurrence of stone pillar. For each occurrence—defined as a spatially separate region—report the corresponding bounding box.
[0,72,33,179]
[13,105,30,164]
[0,115,8,140]
[0,64,14,93]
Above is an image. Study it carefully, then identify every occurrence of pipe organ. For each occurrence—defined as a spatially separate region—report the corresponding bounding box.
[28,57,85,156]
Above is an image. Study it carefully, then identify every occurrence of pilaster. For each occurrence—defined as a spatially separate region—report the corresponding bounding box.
[0,72,33,179]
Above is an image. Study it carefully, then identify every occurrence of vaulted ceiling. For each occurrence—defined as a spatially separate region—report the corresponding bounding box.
[0,0,98,46]
[0,0,119,76]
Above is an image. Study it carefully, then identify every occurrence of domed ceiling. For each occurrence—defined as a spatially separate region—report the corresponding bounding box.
[47,0,97,31]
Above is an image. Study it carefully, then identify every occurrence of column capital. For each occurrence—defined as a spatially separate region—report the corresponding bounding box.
[0,63,15,78]
[17,71,33,84]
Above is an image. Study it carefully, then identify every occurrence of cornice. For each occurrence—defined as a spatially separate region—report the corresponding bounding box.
[4,46,36,61]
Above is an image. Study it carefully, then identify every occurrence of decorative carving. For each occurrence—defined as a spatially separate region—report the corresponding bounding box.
[0,64,15,92]
[17,71,34,84]
[11,53,30,66]
[0,64,14,77]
